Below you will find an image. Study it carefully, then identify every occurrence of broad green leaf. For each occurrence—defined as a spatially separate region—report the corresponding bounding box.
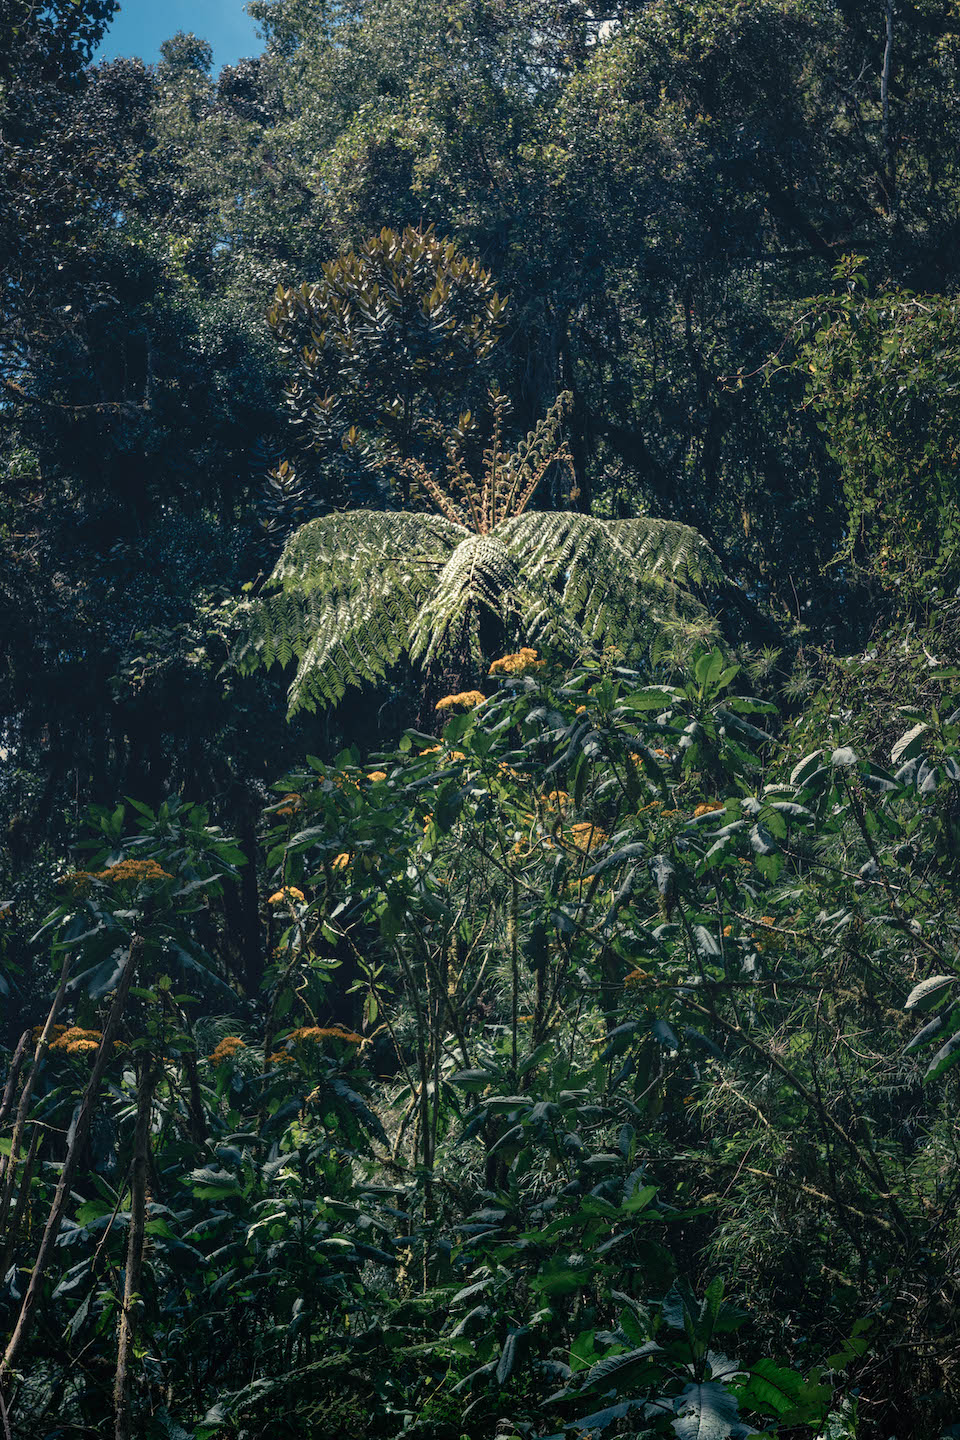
[904,975,955,1012]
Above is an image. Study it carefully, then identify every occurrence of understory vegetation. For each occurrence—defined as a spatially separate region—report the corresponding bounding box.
[4,3,960,1438]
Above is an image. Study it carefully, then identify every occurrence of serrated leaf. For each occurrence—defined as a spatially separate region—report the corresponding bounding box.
[672,1379,742,1440]
[582,1342,662,1391]
[904,1013,946,1052]
[891,722,928,765]
[904,975,955,1012]
[924,1030,960,1083]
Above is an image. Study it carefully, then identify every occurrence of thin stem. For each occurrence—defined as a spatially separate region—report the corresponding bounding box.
[0,936,141,1400]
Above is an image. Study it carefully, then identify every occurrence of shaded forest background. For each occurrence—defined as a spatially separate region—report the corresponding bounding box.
[4,3,960,1438]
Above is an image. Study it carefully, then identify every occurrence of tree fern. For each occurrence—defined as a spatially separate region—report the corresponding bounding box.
[238,395,732,714]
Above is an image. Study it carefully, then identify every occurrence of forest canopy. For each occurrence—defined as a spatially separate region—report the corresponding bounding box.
[2,3,960,1439]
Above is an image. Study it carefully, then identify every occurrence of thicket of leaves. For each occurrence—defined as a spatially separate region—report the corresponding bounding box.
[3,639,960,1438]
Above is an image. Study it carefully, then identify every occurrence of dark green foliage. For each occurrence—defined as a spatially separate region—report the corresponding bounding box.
[7,0,960,1435]
[5,648,960,1437]
[266,225,507,504]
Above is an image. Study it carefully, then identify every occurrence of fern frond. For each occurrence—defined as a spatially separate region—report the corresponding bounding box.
[269,509,465,597]
[604,518,727,595]
[287,581,415,712]
[237,467,731,712]
[238,509,462,713]
[409,533,523,666]
[498,512,722,652]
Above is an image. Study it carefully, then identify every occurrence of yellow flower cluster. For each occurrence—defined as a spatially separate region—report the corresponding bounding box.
[575,704,587,716]
[693,801,725,818]
[283,1024,364,1046]
[489,648,543,677]
[435,690,486,712]
[544,789,572,813]
[367,770,387,782]
[569,822,607,851]
[331,853,350,872]
[208,1036,246,1065]
[49,1026,103,1057]
[276,792,302,818]
[268,886,306,906]
[96,859,172,885]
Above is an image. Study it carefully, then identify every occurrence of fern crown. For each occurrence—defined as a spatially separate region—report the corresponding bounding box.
[237,391,727,713]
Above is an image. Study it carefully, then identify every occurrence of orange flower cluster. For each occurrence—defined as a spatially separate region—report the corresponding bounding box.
[283,1024,364,1046]
[57,871,97,895]
[49,1026,103,1057]
[623,968,650,989]
[694,801,725,818]
[435,690,486,712]
[276,792,302,818]
[96,859,172,885]
[544,789,572,813]
[33,1023,68,1043]
[266,1050,295,1066]
[569,822,607,851]
[367,770,387,782]
[324,771,356,791]
[489,648,543,677]
[208,1036,246,1065]
[575,704,587,716]
[268,886,306,906]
